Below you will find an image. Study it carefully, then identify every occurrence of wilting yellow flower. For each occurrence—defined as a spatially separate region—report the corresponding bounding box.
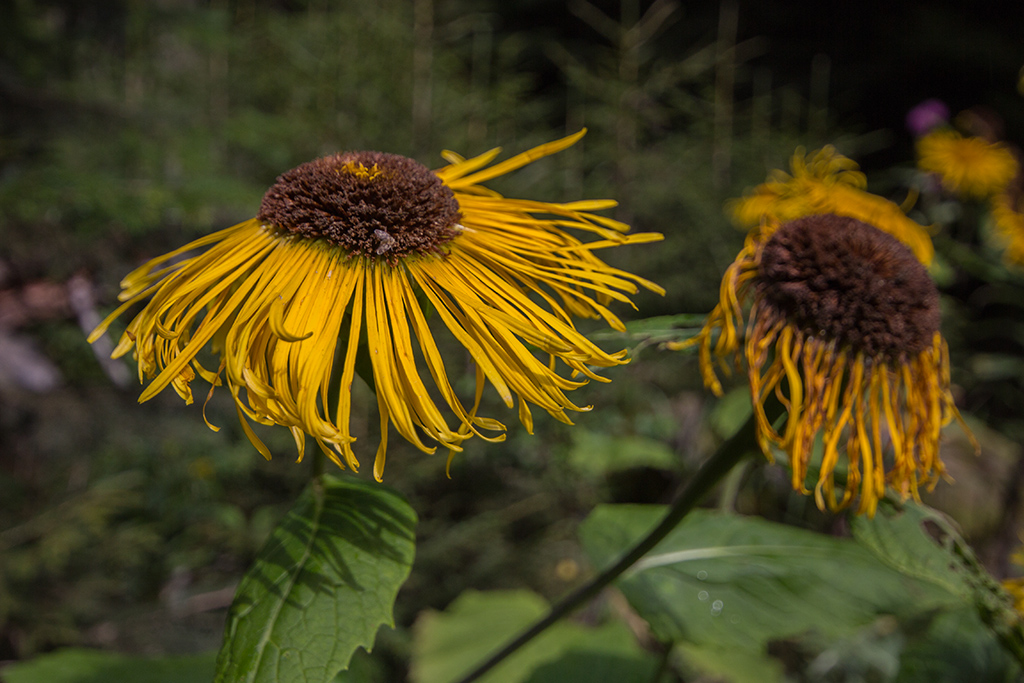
[991,191,1024,267]
[90,131,663,479]
[674,213,973,516]
[917,129,1019,199]
[730,146,935,265]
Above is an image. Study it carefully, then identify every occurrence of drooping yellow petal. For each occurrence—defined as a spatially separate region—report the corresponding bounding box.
[681,211,968,515]
[90,133,662,477]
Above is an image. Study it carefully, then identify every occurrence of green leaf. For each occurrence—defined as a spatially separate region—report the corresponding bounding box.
[854,502,1024,669]
[409,590,657,683]
[896,608,1023,683]
[1,648,217,683]
[850,502,973,598]
[579,506,970,680]
[675,642,784,683]
[566,429,677,476]
[215,474,417,683]
[706,387,755,440]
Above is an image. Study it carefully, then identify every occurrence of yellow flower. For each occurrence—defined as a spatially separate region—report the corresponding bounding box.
[1005,542,1024,617]
[89,131,664,480]
[917,129,1019,199]
[1005,578,1024,617]
[991,191,1024,267]
[730,147,935,266]
[674,213,973,516]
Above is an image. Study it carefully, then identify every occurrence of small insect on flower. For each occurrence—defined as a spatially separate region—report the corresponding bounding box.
[90,131,664,480]
[374,228,397,255]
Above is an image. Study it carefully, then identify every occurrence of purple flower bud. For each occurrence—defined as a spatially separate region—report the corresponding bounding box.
[906,99,950,137]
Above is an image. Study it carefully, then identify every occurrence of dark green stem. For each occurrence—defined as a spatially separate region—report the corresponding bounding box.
[453,408,766,683]
[649,643,673,683]
[312,446,326,480]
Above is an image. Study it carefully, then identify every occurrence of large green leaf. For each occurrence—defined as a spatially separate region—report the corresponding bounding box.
[1,648,217,683]
[850,502,974,598]
[409,590,657,683]
[579,506,973,681]
[215,474,417,683]
[854,502,1024,670]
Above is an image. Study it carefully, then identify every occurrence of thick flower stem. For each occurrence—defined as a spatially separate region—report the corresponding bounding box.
[453,404,772,683]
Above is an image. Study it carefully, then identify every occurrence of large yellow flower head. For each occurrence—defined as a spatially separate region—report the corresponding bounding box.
[675,212,972,516]
[89,131,663,480]
[730,146,935,266]
[916,129,1019,199]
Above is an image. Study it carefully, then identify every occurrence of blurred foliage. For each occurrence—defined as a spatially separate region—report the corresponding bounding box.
[1,0,1023,682]
[0,473,158,655]
[1,648,218,683]
[409,589,658,683]
[579,502,1024,682]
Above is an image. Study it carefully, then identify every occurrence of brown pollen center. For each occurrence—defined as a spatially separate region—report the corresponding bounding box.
[257,151,462,261]
[756,214,940,359]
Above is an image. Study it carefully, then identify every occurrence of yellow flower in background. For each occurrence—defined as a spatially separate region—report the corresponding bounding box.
[1005,541,1024,617]
[730,146,935,266]
[1005,577,1024,617]
[673,213,973,516]
[991,191,1024,267]
[89,131,664,480]
[917,129,1019,199]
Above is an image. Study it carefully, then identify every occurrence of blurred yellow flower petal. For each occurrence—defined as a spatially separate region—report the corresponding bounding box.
[990,191,1024,267]
[729,146,935,265]
[917,129,1019,199]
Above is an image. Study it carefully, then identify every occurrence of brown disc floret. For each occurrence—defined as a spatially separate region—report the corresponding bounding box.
[757,213,940,360]
[258,151,462,262]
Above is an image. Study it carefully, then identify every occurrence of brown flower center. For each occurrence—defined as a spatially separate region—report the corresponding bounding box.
[258,151,462,261]
[757,214,940,359]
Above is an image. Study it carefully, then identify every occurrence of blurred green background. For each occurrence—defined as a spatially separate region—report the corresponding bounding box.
[2,0,1023,680]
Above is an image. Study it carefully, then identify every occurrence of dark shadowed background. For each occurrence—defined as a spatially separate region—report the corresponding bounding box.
[1,0,1023,679]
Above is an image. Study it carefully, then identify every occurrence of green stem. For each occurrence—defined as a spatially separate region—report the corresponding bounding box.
[453,408,766,683]
[649,643,672,683]
[312,446,326,480]
[717,457,749,513]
